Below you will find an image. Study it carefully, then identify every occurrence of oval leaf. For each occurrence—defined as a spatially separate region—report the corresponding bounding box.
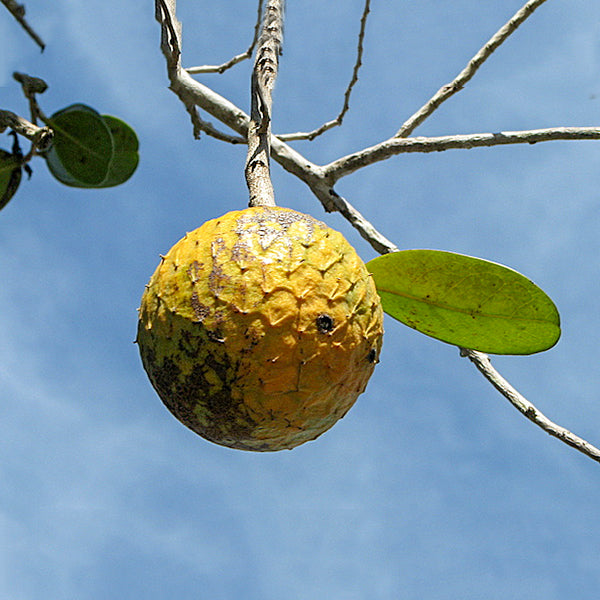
[367,250,561,355]
[96,115,139,187]
[0,149,23,211]
[44,104,113,187]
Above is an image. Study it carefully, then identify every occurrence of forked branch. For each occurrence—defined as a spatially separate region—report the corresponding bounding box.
[155,0,599,251]
[396,0,549,138]
[324,127,600,182]
[155,0,247,143]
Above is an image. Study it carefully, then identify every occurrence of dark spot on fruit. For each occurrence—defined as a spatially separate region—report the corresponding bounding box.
[178,329,199,357]
[190,291,210,322]
[187,260,202,283]
[206,328,225,343]
[316,314,334,333]
[208,248,229,296]
[138,323,259,451]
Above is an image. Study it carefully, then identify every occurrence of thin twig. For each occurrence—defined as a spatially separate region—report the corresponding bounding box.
[324,127,600,181]
[13,71,48,125]
[277,0,371,142]
[186,0,264,74]
[1,0,45,51]
[245,0,284,207]
[461,349,600,464]
[395,0,549,138]
[184,103,246,143]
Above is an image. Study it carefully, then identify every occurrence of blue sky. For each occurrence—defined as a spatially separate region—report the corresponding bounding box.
[2,1,600,598]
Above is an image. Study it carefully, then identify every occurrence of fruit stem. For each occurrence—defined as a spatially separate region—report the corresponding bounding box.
[245,0,284,207]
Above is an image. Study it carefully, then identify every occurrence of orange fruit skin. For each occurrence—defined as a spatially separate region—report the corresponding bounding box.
[137,206,383,451]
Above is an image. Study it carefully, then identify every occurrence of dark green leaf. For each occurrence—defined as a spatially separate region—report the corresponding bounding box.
[97,115,139,187]
[44,104,113,187]
[0,149,23,211]
[367,250,561,355]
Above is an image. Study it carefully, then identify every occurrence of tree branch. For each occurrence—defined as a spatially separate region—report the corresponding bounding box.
[277,0,371,142]
[461,349,600,464]
[184,103,246,144]
[186,0,263,75]
[1,0,45,51]
[324,127,600,181]
[245,0,284,207]
[155,0,249,143]
[154,2,600,258]
[314,185,399,254]
[154,1,405,249]
[12,71,48,126]
[0,109,53,152]
[395,0,549,138]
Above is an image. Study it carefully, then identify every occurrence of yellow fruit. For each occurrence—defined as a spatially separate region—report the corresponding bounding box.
[137,206,383,451]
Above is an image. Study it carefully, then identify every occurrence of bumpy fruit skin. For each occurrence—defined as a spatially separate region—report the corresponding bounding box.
[137,206,383,451]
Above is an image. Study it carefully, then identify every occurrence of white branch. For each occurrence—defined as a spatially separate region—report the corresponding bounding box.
[155,0,600,255]
[155,0,249,143]
[154,0,388,250]
[0,109,53,152]
[245,0,284,207]
[396,0,549,138]
[277,0,371,142]
[324,127,600,181]
[461,349,600,464]
[186,0,263,74]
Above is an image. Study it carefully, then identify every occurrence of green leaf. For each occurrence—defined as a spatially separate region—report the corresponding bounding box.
[97,115,139,187]
[0,149,23,211]
[43,105,139,189]
[44,104,113,187]
[367,250,561,355]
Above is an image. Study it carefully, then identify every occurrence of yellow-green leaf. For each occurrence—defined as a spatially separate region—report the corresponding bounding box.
[367,250,560,355]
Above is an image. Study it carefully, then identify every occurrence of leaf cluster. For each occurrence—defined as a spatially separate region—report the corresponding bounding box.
[1,103,139,211]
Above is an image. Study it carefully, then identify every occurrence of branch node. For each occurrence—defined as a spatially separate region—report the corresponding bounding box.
[395,0,549,138]
[0,109,53,152]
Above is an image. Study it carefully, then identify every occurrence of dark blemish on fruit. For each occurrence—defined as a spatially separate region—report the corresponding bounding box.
[316,314,334,333]
[190,292,210,322]
[188,260,202,283]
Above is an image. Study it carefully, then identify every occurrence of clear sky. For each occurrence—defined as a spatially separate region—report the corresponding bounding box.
[2,1,600,598]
